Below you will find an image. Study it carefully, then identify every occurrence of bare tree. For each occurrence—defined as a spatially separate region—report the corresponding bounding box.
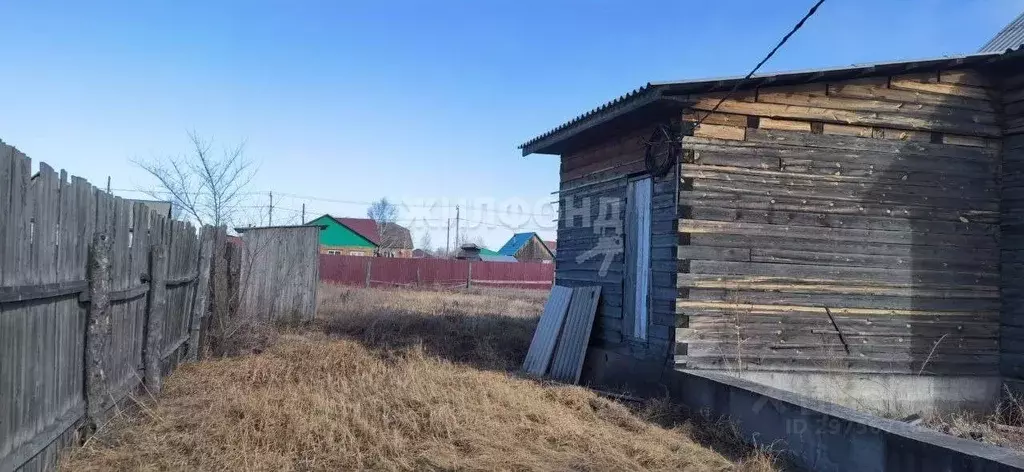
[367,197,400,256]
[134,131,256,227]
[433,245,451,259]
[458,230,486,249]
[417,230,433,251]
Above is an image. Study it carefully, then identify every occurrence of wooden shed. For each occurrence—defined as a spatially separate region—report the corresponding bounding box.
[521,50,1024,413]
[498,232,555,263]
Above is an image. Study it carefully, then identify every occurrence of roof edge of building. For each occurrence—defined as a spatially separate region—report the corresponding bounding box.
[519,52,1010,156]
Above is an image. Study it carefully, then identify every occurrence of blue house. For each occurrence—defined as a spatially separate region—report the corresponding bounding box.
[497,232,554,263]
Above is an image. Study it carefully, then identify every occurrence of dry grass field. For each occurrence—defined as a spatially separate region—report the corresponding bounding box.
[62,284,778,472]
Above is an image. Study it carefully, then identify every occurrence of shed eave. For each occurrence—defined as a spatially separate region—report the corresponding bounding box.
[519,52,1010,157]
[519,87,666,157]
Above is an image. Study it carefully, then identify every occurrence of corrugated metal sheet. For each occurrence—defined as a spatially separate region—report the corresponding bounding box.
[549,286,602,384]
[522,286,574,376]
[519,52,1007,156]
[980,12,1024,53]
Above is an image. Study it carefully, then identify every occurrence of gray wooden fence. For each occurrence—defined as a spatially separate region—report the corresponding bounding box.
[0,141,219,472]
[236,226,320,323]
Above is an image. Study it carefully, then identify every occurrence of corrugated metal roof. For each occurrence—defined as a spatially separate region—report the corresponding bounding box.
[980,11,1024,53]
[518,85,661,155]
[331,216,414,249]
[498,232,537,256]
[519,52,1007,156]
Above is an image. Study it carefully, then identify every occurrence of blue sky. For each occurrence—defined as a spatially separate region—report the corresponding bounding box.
[1,0,1021,250]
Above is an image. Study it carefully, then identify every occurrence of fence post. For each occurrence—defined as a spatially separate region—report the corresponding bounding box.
[467,261,472,289]
[205,226,228,356]
[85,232,113,429]
[416,266,421,287]
[226,240,241,323]
[365,258,372,288]
[144,244,168,393]
[187,228,214,362]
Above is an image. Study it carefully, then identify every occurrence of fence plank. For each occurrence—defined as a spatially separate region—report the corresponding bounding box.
[144,244,168,393]
[187,227,213,361]
[30,163,60,452]
[5,149,31,460]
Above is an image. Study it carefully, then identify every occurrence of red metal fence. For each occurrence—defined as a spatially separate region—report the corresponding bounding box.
[319,254,554,289]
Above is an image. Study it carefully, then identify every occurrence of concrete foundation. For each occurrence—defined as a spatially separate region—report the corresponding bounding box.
[726,371,1003,417]
[581,347,1024,471]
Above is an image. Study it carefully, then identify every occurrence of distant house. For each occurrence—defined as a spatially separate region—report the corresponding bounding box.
[543,240,557,256]
[306,214,414,257]
[497,232,554,263]
[456,243,517,262]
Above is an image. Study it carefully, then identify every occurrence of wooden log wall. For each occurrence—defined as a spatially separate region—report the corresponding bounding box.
[556,125,677,362]
[1001,70,1024,394]
[0,140,217,472]
[675,69,1002,375]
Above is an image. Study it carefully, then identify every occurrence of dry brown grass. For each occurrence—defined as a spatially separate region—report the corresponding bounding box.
[62,284,779,472]
[922,386,1024,453]
[318,284,548,372]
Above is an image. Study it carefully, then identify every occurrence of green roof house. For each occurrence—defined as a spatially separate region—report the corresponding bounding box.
[308,214,413,257]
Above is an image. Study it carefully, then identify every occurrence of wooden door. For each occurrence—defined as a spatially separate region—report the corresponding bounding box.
[624,176,652,340]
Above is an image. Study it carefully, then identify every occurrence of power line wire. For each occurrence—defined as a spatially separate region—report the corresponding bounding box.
[270,191,555,216]
[116,187,556,218]
[695,0,827,127]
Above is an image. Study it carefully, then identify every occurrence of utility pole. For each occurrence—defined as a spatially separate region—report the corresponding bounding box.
[455,205,460,249]
[301,203,306,224]
[446,219,451,258]
[268,192,274,225]
[106,176,111,194]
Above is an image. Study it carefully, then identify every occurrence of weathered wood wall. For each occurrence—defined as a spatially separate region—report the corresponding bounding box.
[675,69,1002,375]
[556,125,677,363]
[238,226,320,323]
[1001,69,1024,395]
[0,141,217,472]
[515,236,554,262]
